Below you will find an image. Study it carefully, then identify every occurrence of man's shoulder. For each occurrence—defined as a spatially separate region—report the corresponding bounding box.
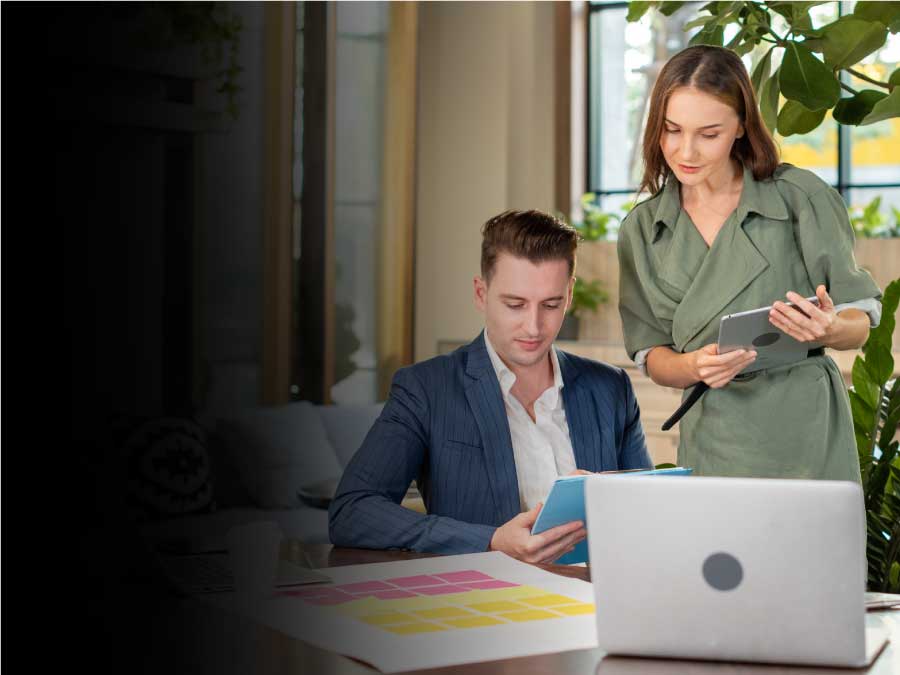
[557,349,627,388]
[393,340,474,384]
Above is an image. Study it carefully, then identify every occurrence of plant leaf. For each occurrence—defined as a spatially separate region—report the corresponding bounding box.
[626,1,652,23]
[890,68,900,87]
[659,1,686,17]
[750,46,774,95]
[818,16,888,70]
[853,356,882,411]
[853,2,900,32]
[777,99,827,135]
[759,67,781,133]
[834,90,890,125]
[851,389,876,436]
[689,23,725,47]
[780,42,841,111]
[860,87,900,125]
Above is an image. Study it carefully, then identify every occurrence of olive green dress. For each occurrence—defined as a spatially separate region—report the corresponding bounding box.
[618,164,881,480]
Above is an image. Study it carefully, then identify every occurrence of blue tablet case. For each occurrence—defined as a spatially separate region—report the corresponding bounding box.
[531,467,694,564]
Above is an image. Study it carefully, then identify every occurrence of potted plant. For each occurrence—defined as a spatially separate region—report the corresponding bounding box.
[559,277,609,341]
[849,277,900,592]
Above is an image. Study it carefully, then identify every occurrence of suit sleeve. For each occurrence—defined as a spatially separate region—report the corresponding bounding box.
[328,367,497,554]
[617,368,654,470]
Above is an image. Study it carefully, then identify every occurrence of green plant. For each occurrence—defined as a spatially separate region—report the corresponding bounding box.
[574,194,632,241]
[849,196,900,238]
[628,1,900,135]
[137,2,244,119]
[849,277,900,592]
[569,277,610,319]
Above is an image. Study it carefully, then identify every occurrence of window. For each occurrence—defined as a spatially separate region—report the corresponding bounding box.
[587,1,900,225]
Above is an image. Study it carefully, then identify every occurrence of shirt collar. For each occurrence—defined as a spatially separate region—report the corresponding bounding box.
[652,163,790,233]
[483,329,564,405]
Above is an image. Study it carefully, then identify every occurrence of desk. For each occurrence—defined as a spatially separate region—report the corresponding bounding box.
[155,544,899,675]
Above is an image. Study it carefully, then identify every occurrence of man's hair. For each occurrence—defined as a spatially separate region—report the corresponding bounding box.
[480,209,579,282]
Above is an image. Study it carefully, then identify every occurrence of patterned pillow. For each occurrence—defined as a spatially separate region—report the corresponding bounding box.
[122,417,215,521]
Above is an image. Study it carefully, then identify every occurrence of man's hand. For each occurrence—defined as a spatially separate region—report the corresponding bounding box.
[489,502,586,564]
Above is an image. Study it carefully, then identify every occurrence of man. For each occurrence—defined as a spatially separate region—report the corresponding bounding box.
[329,210,652,563]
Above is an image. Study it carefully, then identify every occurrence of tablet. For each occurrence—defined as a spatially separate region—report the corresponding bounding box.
[717,296,820,375]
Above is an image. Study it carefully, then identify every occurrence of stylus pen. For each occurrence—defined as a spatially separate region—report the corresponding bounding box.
[661,381,710,431]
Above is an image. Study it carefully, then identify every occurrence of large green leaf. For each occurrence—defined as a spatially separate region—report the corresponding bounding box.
[833,90,888,125]
[853,356,881,411]
[867,279,900,353]
[854,2,900,33]
[689,23,725,46]
[751,46,774,95]
[890,68,900,87]
[777,99,827,135]
[780,42,841,111]
[759,67,781,133]
[818,17,887,70]
[659,1,686,17]
[851,389,876,434]
[866,344,896,387]
[768,1,828,30]
[861,87,900,125]
[626,1,652,22]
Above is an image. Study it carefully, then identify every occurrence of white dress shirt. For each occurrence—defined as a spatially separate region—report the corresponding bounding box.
[484,330,577,511]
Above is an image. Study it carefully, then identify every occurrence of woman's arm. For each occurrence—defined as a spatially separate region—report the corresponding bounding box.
[769,287,870,351]
[646,344,757,390]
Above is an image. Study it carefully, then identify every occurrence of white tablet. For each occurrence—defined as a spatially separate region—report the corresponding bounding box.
[717,296,820,374]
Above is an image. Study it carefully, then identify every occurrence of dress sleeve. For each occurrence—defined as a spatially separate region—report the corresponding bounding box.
[617,216,674,361]
[794,186,882,306]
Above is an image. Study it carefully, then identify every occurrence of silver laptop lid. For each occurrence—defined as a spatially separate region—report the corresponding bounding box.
[585,476,869,667]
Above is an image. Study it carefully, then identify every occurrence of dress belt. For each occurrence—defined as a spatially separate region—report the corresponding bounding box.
[661,346,826,430]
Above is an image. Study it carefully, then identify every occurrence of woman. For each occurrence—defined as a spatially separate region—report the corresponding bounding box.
[618,45,881,480]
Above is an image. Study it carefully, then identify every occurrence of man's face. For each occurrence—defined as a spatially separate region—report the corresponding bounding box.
[474,252,574,371]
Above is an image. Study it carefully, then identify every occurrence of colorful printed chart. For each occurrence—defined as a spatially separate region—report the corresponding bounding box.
[279,569,595,635]
[206,551,599,673]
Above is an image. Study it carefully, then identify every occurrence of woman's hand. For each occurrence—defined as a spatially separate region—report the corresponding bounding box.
[768,286,835,345]
[689,343,757,389]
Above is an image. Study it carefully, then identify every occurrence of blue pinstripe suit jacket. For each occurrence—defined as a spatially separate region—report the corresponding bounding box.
[328,332,652,554]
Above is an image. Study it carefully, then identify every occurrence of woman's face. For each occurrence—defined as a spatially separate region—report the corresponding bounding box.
[660,86,745,187]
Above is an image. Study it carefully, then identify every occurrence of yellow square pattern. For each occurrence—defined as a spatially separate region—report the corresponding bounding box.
[553,603,596,616]
[442,615,506,629]
[413,606,475,620]
[465,600,526,613]
[498,609,559,622]
[520,593,582,608]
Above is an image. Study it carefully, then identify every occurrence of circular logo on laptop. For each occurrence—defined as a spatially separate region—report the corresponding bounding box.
[752,332,780,347]
[703,552,743,591]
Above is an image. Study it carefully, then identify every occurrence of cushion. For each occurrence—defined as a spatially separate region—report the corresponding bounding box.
[121,417,216,521]
[318,403,384,467]
[218,402,342,509]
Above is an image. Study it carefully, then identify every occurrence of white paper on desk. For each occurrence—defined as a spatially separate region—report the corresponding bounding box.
[204,551,599,673]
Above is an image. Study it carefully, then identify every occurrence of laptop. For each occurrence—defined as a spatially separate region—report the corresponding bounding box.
[584,476,889,667]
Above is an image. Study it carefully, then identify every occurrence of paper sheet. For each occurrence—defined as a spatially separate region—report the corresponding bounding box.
[204,551,599,672]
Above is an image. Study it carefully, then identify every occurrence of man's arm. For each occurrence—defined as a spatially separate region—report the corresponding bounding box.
[328,367,497,555]
[618,369,653,470]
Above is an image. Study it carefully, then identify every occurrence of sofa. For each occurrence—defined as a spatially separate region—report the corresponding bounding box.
[137,400,385,553]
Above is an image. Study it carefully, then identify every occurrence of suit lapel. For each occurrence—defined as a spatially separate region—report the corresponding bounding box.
[464,333,520,523]
[558,351,611,471]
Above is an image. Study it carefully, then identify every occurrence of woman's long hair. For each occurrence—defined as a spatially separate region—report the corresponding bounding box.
[638,45,780,197]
